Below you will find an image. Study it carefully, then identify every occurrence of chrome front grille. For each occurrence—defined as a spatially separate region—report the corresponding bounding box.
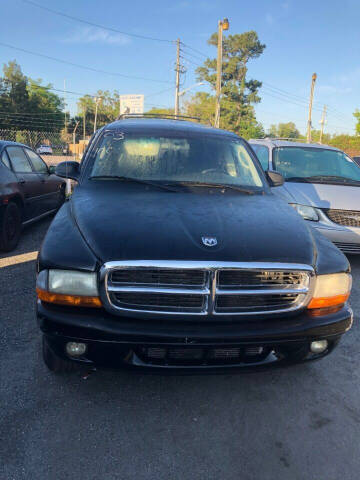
[100,261,314,317]
[325,209,360,227]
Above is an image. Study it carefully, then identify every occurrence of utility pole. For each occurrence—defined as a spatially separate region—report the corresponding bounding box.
[72,121,80,159]
[83,106,86,141]
[174,38,181,118]
[306,72,317,143]
[67,120,79,196]
[94,97,101,133]
[215,18,229,128]
[319,105,327,144]
[64,79,67,133]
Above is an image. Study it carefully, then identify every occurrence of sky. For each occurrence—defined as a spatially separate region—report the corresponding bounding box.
[1,0,359,135]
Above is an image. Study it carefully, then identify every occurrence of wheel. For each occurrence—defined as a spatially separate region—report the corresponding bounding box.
[0,202,22,251]
[42,336,77,373]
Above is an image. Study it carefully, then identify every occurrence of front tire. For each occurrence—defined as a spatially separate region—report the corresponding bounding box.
[42,336,77,373]
[0,202,22,251]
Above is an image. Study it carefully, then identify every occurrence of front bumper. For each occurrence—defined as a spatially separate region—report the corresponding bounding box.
[37,300,353,373]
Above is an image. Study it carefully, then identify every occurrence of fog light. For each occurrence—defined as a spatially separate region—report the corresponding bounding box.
[66,342,87,357]
[310,340,328,354]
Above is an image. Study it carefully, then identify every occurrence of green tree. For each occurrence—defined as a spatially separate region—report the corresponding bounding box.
[309,129,331,144]
[146,107,174,116]
[0,60,64,132]
[353,109,360,135]
[268,122,300,139]
[76,90,120,134]
[194,30,265,138]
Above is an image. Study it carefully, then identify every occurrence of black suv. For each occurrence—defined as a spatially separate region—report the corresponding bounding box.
[36,116,353,374]
[0,141,66,251]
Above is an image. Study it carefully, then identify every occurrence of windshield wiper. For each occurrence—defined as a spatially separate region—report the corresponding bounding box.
[286,175,360,185]
[286,176,316,182]
[165,181,256,194]
[89,175,178,192]
[307,175,360,184]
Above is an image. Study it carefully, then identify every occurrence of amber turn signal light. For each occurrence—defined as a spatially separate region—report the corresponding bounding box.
[307,293,350,310]
[36,288,102,308]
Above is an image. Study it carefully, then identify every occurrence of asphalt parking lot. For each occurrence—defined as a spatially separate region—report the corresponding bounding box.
[1,218,360,480]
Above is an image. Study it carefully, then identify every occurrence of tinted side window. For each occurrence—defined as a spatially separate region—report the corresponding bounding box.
[251,144,269,170]
[7,147,32,173]
[1,150,11,169]
[26,149,48,173]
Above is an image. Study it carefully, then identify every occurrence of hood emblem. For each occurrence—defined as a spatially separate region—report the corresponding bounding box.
[202,236,218,247]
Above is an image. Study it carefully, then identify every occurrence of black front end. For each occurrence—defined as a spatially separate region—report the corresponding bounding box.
[38,299,353,374]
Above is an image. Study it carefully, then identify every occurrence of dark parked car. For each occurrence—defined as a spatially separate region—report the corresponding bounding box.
[36,116,353,374]
[0,140,66,251]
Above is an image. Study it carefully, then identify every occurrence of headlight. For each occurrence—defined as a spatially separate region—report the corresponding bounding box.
[308,272,352,310]
[290,204,319,221]
[36,269,102,308]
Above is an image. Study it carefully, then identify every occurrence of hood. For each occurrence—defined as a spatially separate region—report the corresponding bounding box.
[71,182,317,266]
[282,181,360,210]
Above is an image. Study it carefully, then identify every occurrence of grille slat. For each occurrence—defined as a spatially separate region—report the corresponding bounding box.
[325,209,360,227]
[141,346,271,365]
[111,268,206,286]
[334,242,360,254]
[216,293,298,312]
[218,270,304,287]
[112,292,205,310]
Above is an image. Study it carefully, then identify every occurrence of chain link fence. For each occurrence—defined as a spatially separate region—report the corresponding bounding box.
[0,129,70,154]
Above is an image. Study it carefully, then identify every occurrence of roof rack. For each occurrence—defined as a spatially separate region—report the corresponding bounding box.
[116,113,200,122]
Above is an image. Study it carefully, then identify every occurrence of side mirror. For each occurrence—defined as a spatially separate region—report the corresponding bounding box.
[55,161,80,181]
[48,165,56,175]
[266,170,284,187]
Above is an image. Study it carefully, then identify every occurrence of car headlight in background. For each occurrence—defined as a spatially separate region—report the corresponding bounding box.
[36,269,102,308]
[290,204,319,221]
[307,272,352,310]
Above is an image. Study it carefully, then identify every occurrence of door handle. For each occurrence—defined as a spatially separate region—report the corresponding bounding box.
[19,179,26,184]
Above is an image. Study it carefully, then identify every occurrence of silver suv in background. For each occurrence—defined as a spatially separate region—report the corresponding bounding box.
[249,139,360,254]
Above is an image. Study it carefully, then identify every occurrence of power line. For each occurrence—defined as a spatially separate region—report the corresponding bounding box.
[180,42,208,58]
[180,55,202,69]
[262,81,354,123]
[29,83,100,98]
[146,86,174,98]
[0,114,64,123]
[0,110,64,116]
[22,0,174,44]
[0,42,172,84]
[180,50,206,63]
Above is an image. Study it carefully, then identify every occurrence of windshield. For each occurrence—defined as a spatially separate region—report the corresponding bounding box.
[273,147,360,183]
[251,144,269,170]
[89,132,264,189]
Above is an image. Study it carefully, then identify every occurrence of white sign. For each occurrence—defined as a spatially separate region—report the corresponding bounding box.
[119,94,144,115]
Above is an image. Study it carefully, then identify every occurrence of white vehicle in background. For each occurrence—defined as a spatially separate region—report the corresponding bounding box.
[36,144,53,155]
[249,138,360,254]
